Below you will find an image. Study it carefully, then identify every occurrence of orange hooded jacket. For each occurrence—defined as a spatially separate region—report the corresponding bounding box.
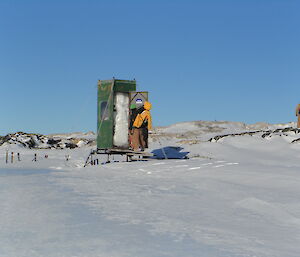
[133,101,152,130]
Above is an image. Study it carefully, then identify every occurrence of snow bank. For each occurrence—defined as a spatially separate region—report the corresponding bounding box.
[113,92,129,148]
[1,120,300,256]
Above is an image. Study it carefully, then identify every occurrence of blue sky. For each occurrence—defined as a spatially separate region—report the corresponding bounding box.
[0,0,299,134]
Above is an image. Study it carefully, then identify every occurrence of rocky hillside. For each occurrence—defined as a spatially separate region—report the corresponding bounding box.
[1,121,298,149]
[151,121,300,145]
[209,127,300,143]
[0,132,95,149]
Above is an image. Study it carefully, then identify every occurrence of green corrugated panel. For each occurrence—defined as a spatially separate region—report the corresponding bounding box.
[97,80,114,149]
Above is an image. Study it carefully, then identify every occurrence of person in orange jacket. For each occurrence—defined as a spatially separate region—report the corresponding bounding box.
[132,101,152,151]
[129,103,144,149]
[296,104,300,128]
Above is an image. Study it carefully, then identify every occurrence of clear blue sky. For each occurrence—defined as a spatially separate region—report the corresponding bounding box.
[0,0,299,134]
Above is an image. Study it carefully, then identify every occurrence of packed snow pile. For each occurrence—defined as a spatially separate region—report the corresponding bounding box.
[0,132,94,149]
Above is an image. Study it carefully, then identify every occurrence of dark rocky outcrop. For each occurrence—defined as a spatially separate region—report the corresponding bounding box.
[209,130,262,142]
[209,127,300,143]
[48,138,61,145]
[0,132,94,149]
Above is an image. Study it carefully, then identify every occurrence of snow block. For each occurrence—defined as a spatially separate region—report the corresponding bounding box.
[151,146,189,159]
[113,92,129,148]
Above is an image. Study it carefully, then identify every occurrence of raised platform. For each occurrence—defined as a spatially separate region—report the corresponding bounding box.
[96,148,153,157]
[84,148,153,167]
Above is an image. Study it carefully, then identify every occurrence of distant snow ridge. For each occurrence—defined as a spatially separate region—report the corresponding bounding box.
[1,121,297,149]
[157,121,296,135]
[209,127,300,143]
[152,121,298,144]
[0,132,94,149]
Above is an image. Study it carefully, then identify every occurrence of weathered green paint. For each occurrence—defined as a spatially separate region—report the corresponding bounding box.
[97,80,114,149]
[97,79,136,150]
[114,80,136,92]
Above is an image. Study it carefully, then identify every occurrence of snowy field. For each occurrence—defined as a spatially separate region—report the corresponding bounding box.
[1,121,300,257]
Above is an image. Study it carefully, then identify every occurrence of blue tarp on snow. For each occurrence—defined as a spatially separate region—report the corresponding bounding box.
[151,146,189,159]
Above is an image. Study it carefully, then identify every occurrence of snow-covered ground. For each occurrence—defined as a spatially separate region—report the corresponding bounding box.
[1,121,300,257]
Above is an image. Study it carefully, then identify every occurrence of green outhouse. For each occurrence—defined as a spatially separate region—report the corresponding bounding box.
[97,79,149,150]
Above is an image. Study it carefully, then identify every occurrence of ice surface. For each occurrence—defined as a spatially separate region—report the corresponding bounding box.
[113,92,129,148]
[1,121,300,256]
